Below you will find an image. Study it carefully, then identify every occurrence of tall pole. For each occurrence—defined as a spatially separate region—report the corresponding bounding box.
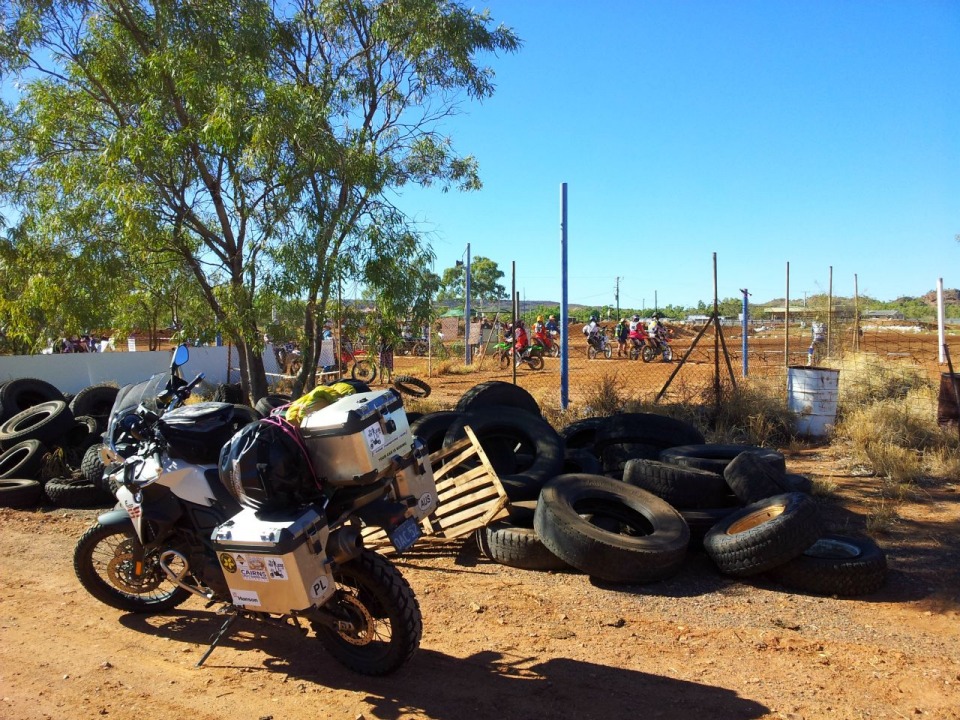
[464,243,472,365]
[713,253,720,409]
[827,265,833,357]
[854,274,860,352]
[615,277,620,320]
[511,263,517,385]
[741,288,750,377]
[560,184,569,408]
[938,278,946,363]
[785,262,790,372]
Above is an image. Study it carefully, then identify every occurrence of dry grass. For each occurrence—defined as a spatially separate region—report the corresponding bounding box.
[708,376,796,447]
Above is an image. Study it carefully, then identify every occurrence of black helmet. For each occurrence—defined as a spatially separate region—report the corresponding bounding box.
[590,313,599,322]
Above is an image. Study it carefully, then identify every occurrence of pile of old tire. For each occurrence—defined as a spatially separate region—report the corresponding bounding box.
[622,445,887,596]
[0,378,114,510]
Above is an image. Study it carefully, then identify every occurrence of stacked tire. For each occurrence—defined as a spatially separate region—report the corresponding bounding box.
[0,378,117,510]
[424,394,889,597]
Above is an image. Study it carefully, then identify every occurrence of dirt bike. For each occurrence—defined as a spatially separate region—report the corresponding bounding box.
[533,328,561,358]
[73,344,437,675]
[641,334,674,363]
[586,330,613,359]
[627,330,647,361]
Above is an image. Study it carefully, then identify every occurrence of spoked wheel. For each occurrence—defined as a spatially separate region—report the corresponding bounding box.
[587,346,598,360]
[526,354,545,371]
[351,360,377,384]
[549,344,560,358]
[629,345,641,361]
[662,345,674,362]
[641,345,657,363]
[73,522,191,613]
[603,345,613,359]
[498,351,512,370]
[311,549,422,676]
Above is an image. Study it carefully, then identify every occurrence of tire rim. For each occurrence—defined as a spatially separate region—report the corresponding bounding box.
[727,503,786,534]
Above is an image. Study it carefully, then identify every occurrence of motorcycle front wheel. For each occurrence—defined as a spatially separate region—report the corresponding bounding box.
[73,522,191,613]
[498,351,512,370]
[311,549,422,676]
[352,360,377,384]
[550,344,560,358]
[641,345,657,363]
[526,354,545,371]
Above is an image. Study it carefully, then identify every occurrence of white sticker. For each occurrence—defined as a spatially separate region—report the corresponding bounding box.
[310,575,331,601]
[235,554,269,583]
[230,589,261,607]
[266,557,288,580]
[364,423,385,453]
[418,493,436,512]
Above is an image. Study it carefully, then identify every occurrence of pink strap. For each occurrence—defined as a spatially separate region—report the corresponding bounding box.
[259,414,321,490]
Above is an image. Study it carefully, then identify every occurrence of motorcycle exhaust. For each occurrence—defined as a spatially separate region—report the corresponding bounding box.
[325,526,363,565]
[159,549,215,600]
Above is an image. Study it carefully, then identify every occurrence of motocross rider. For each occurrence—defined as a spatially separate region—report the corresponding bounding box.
[582,314,602,352]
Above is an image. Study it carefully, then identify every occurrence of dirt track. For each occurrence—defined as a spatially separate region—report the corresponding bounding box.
[2,441,959,719]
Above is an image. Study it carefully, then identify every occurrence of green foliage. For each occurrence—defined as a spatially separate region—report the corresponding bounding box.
[437,255,507,305]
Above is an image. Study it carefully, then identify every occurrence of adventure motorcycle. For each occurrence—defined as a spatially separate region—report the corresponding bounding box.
[73,345,437,675]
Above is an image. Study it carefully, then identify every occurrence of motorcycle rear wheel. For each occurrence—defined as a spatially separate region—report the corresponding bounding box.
[603,346,613,359]
[641,346,657,363]
[311,549,422,676]
[526,354,545,371]
[662,345,674,362]
[74,523,191,613]
[587,346,597,360]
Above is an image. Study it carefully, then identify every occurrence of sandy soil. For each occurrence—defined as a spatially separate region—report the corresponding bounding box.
[2,332,959,720]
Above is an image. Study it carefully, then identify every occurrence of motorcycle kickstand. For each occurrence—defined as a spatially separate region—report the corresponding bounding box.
[196,608,244,668]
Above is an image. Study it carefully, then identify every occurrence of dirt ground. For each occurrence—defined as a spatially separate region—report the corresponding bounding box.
[2,337,959,720]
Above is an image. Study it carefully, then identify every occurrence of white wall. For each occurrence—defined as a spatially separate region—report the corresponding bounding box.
[0,346,242,395]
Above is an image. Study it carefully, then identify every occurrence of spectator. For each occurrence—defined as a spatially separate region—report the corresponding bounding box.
[614,317,629,357]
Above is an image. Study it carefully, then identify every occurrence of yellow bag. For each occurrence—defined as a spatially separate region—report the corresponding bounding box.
[285,382,356,425]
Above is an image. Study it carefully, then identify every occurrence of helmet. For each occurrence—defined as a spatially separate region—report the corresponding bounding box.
[620,318,626,323]
[537,315,543,322]
[590,314,599,322]
[632,314,639,321]
[549,315,555,320]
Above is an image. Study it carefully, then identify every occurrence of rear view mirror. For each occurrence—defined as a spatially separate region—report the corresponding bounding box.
[172,344,190,369]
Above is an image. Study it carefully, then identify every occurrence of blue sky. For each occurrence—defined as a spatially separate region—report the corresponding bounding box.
[394,0,959,310]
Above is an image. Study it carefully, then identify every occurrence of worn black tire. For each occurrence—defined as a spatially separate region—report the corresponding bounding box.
[81,443,107,487]
[0,439,48,480]
[455,380,541,417]
[594,412,705,453]
[723,451,789,504]
[68,383,119,419]
[410,411,463,455]
[311,548,421,676]
[766,534,888,596]
[66,415,101,445]
[476,521,570,571]
[213,382,244,404]
[623,458,737,509]
[600,442,664,479]
[704,492,822,577]
[779,473,814,495]
[73,522,192,612]
[0,478,43,508]
[534,474,689,584]
[254,394,292,417]
[44,477,113,508]
[392,375,431,398]
[682,507,740,551]
[660,444,786,476]
[0,400,75,450]
[559,416,608,452]
[0,378,64,423]
[562,447,602,475]
[443,407,564,502]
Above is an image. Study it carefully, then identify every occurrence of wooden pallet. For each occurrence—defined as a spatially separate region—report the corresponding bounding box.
[362,425,509,552]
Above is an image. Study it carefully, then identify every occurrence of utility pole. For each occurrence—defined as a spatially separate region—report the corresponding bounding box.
[615,277,620,320]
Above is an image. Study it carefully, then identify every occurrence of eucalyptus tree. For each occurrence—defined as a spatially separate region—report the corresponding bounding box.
[266,1,519,392]
[437,255,507,308]
[2,0,518,399]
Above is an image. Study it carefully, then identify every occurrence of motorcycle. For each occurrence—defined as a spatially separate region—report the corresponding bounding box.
[73,344,437,675]
[587,329,613,360]
[494,340,544,371]
[641,331,674,363]
[627,328,647,361]
[532,328,561,358]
